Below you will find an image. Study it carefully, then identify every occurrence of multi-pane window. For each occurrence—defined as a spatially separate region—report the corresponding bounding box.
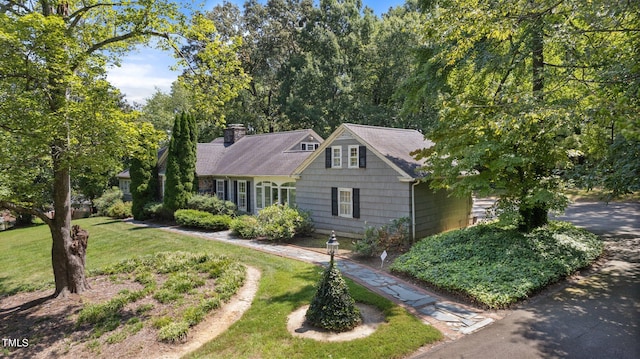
[256,181,278,210]
[331,146,342,168]
[237,181,247,211]
[301,143,319,151]
[339,188,352,217]
[120,180,131,195]
[348,145,359,168]
[281,182,296,207]
[216,180,225,200]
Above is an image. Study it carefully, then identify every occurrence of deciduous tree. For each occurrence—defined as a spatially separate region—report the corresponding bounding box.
[409,0,639,230]
[0,0,246,296]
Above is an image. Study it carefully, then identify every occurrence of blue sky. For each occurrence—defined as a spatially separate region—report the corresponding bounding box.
[107,0,405,104]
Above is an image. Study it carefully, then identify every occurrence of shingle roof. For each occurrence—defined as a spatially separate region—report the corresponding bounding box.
[197,129,323,177]
[293,123,434,179]
[343,124,434,177]
[117,147,168,179]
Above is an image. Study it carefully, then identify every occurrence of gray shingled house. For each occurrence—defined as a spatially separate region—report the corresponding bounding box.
[293,123,472,240]
[195,125,323,213]
[118,124,323,214]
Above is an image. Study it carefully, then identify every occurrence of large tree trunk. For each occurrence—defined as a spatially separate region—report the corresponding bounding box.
[518,204,548,232]
[50,159,89,297]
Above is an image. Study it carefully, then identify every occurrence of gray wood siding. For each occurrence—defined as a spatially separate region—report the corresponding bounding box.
[297,137,411,237]
[414,184,471,238]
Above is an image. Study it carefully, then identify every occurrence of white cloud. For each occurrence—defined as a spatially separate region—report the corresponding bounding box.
[107,53,178,105]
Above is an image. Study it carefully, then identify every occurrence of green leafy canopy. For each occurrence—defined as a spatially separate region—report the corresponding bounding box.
[409,0,639,228]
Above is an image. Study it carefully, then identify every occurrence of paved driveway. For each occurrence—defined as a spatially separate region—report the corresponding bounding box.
[411,201,640,359]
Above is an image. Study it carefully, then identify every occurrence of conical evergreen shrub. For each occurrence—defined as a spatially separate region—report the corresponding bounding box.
[305,259,361,332]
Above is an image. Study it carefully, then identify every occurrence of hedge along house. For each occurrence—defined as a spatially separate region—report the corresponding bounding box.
[293,123,472,240]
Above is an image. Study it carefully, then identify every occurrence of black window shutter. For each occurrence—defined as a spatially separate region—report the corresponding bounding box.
[325,148,332,168]
[224,180,229,200]
[331,187,338,216]
[359,146,366,168]
[233,181,238,205]
[247,181,251,212]
[353,188,360,218]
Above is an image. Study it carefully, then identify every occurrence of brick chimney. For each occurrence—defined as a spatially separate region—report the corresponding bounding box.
[223,124,247,146]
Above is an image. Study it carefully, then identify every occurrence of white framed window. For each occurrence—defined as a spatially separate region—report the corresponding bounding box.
[280,182,296,207]
[348,145,360,168]
[216,180,225,200]
[301,142,319,151]
[331,146,342,168]
[256,181,278,210]
[120,180,131,195]
[237,180,247,211]
[338,188,352,218]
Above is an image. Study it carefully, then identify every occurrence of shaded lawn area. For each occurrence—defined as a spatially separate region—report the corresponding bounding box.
[0,217,441,358]
[391,221,604,308]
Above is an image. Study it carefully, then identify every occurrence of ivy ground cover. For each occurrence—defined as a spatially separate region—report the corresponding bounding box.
[391,221,603,308]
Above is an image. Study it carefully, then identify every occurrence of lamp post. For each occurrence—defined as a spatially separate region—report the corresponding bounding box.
[326,230,339,262]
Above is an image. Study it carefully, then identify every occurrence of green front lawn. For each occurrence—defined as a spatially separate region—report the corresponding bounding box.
[0,218,441,358]
[391,221,604,308]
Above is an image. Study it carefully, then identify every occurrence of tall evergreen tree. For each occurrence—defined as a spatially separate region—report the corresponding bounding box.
[163,112,198,212]
[130,140,159,220]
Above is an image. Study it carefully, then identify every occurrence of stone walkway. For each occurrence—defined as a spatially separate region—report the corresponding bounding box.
[125,220,500,339]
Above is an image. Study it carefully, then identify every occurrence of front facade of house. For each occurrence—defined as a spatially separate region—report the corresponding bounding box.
[119,123,470,239]
[119,125,323,214]
[294,124,471,239]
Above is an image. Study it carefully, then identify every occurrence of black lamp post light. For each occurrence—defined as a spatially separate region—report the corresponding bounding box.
[326,230,339,261]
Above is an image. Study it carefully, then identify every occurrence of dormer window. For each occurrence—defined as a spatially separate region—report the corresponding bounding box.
[301,142,319,151]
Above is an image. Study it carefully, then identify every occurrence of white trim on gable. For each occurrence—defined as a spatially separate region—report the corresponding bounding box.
[292,123,416,180]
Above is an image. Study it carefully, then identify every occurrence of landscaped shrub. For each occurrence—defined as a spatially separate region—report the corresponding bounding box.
[107,201,132,219]
[143,202,173,221]
[353,217,411,257]
[174,209,232,231]
[229,204,313,241]
[230,215,261,239]
[95,187,124,216]
[187,194,237,216]
[306,259,361,332]
[390,221,604,308]
[256,204,314,241]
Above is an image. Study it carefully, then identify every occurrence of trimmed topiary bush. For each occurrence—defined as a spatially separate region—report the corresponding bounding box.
[174,209,232,231]
[305,259,361,332]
